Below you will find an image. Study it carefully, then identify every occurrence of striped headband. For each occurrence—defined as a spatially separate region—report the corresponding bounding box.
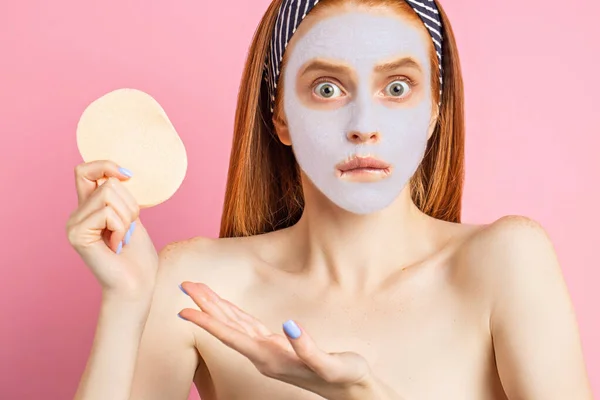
[263,0,444,114]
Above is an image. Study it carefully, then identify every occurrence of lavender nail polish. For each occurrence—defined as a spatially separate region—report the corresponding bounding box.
[118,167,133,178]
[116,241,123,255]
[179,284,188,295]
[124,221,136,245]
[283,320,301,339]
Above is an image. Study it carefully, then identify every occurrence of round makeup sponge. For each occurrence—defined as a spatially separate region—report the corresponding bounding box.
[76,88,187,208]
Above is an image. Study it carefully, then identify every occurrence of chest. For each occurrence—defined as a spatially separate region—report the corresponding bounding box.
[192,286,499,400]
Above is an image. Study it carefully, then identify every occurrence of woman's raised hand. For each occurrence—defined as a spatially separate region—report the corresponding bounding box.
[66,160,159,303]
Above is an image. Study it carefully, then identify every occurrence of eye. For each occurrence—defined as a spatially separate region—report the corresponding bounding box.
[313,82,343,99]
[384,80,411,98]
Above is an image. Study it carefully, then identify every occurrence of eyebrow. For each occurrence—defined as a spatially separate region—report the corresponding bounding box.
[374,57,422,73]
[300,60,352,76]
[300,57,423,77]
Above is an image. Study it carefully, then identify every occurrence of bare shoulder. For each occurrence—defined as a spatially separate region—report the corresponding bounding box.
[145,236,219,315]
[158,235,218,265]
[456,220,591,399]
[454,214,564,310]
[472,214,553,245]
[156,236,215,281]
[462,214,559,272]
[155,233,270,302]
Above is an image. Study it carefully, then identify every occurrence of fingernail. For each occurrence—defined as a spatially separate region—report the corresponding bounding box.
[179,284,188,295]
[118,167,133,178]
[124,221,136,245]
[116,241,123,255]
[283,319,301,339]
[177,312,187,320]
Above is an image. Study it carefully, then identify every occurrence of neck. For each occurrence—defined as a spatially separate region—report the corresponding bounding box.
[288,184,437,295]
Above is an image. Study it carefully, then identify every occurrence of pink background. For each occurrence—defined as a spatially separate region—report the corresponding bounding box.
[1,0,598,398]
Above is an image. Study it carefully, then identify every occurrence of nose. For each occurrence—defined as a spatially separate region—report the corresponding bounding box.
[346,130,380,144]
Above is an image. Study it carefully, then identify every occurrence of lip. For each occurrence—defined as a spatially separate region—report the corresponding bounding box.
[335,156,392,182]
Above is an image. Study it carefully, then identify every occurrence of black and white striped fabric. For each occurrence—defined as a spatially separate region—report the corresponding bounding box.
[263,0,444,114]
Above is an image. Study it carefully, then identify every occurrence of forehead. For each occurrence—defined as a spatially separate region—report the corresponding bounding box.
[284,8,431,70]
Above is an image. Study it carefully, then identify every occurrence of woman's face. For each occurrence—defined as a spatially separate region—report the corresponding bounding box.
[277,3,437,215]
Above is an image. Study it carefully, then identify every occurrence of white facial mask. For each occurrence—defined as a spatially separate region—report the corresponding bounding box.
[283,11,433,214]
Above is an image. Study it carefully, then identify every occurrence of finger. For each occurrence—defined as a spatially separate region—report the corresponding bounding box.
[220,298,272,337]
[96,178,139,246]
[204,289,252,333]
[180,283,246,333]
[71,178,137,231]
[178,308,263,361]
[98,177,140,227]
[109,177,140,224]
[74,160,133,204]
[282,320,345,382]
[68,205,127,253]
[199,284,272,337]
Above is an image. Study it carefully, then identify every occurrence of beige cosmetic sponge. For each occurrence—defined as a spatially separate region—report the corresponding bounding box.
[76,88,187,208]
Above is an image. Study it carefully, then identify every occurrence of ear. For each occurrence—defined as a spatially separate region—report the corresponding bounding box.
[427,102,440,140]
[273,113,292,146]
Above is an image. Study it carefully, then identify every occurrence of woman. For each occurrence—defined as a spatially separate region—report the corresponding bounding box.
[68,0,593,399]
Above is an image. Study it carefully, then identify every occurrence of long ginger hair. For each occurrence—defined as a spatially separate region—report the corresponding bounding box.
[219,0,465,238]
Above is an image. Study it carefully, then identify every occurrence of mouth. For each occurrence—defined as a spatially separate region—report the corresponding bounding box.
[335,156,392,182]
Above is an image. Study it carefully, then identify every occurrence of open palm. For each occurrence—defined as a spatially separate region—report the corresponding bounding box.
[178,282,372,399]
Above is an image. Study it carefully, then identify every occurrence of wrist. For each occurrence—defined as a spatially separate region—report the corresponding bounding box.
[102,284,153,306]
[100,290,153,324]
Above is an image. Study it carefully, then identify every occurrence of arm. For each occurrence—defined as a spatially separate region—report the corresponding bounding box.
[485,216,593,399]
[74,243,201,400]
